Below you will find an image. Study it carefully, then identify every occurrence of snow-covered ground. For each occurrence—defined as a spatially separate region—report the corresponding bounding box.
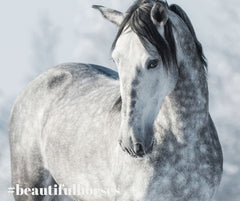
[0,0,239,200]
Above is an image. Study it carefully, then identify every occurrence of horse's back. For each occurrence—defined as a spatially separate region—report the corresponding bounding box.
[9,63,120,200]
[9,62,119,158]
[9,62,119,137]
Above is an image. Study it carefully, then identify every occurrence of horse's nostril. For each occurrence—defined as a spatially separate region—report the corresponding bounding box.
[134,143,145,157]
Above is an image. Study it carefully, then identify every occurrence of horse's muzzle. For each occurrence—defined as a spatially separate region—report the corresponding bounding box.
[119,140,153,158]
[134,143,145,157]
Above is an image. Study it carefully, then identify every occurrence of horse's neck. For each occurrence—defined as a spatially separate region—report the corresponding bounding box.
[156,61,209,143]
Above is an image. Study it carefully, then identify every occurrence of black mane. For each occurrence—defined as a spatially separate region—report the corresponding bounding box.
[112,0,177,67]
[112,0,207,68]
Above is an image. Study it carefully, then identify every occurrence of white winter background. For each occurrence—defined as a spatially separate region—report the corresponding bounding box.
[0,0,239,200]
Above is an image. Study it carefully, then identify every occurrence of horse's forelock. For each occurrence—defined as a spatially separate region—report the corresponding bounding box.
[111,0,177,68]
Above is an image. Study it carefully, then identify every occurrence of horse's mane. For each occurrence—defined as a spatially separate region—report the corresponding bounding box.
[112,0,177,67]
[169,4,207,68]
[112,0,207,69]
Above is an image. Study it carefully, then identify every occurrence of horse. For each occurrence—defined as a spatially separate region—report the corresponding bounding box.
[9,0,223,200]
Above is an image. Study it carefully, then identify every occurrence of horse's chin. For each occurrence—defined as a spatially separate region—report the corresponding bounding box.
[133,153,150,160]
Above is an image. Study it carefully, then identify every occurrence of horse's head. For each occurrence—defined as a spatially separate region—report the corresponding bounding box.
[93,0,206,158]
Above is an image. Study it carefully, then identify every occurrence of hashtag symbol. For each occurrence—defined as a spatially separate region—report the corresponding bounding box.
[8,187,15,194]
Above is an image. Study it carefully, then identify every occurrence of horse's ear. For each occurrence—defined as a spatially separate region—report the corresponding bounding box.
[150,2,168,27]
[92,5,124,26]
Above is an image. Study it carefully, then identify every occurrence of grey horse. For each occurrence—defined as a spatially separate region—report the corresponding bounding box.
[9,0,223,201]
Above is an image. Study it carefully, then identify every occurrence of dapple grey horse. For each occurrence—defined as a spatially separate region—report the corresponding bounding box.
[9,0,223,200]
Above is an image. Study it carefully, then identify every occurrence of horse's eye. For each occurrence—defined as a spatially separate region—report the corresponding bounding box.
[147,59,159,70]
